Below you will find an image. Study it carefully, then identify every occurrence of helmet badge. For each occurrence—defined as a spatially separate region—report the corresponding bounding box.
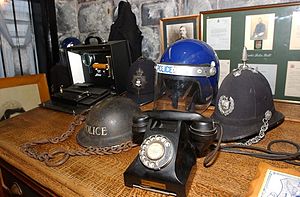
[132,68,147,90]
[218,95,234,116]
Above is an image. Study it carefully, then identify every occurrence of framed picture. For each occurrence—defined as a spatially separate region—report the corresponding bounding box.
[200,2,300,103]
[160,14,199,53]
[0,74,50,120]
[244,13,275,50]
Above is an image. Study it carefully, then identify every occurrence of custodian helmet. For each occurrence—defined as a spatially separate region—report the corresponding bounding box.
[76,96,141,147]
[211,66,284,142]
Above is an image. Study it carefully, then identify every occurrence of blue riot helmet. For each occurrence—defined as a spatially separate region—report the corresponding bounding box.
[59,37,81,66]
[154,39,219,112]
[61,37,81,49]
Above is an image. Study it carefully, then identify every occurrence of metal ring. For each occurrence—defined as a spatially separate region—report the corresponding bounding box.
[44,150,70,167]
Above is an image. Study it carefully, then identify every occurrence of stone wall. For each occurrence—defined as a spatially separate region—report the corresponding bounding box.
[55,0,298,61]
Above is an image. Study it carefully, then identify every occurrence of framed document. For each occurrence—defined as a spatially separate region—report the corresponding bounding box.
[289,11,300,50]
[206,17,231,50]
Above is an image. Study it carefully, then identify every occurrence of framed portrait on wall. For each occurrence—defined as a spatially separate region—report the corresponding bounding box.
[160,14,199,53]
[244,13,275,50]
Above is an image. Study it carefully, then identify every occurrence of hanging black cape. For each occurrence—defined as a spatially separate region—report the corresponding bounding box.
[108,1,143,62]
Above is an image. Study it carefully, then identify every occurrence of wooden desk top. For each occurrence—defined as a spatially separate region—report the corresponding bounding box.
[0,102,299,196]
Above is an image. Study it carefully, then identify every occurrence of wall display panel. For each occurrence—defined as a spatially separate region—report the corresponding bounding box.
[200,2,300,103]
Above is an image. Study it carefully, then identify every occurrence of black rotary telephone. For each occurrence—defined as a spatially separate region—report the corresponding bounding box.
[124,110,222,197]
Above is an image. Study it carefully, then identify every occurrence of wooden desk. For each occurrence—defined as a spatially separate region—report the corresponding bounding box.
[0,102,299,196]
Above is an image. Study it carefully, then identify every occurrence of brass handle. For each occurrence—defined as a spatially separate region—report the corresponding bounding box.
[9,182,22,196]
[92,63,107,69]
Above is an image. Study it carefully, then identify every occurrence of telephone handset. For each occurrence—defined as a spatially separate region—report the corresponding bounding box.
[124,110,221,197]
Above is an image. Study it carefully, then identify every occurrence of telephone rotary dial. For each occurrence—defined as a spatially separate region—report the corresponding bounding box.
[139,134,174,170]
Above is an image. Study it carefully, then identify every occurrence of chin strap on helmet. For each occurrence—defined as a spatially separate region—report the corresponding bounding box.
[239,110,272,146]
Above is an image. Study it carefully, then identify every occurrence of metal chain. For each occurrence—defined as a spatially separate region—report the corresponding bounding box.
[20,109,137,167]
[239,110,272,146]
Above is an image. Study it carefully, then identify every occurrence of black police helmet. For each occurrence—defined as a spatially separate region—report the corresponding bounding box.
[211,68,284,142]
[76,96,141,148]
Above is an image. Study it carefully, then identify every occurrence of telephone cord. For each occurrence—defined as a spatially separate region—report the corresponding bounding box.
[203,122,224,167]
[219,140,300,166]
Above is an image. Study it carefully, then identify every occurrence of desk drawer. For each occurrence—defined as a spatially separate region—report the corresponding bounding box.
[1,167,41,196]
[0,159,55,197]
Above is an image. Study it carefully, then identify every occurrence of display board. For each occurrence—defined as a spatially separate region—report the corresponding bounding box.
[200,2,300,103]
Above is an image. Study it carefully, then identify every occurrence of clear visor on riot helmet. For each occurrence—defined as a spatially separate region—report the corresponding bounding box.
[154,63,214,113]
